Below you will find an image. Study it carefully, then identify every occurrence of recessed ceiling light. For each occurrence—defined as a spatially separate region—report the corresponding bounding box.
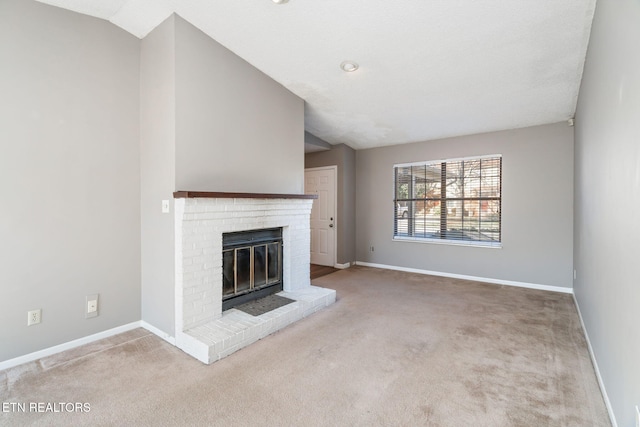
[272,0,289,3]
[340,61,359,72]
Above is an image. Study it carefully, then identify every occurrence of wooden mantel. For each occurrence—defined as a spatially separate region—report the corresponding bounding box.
[173,191,317,200]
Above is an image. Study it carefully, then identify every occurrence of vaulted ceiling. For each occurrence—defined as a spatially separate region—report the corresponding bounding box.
[36,0,597,150]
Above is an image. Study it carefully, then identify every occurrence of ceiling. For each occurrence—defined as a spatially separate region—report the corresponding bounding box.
[36,0,597,150]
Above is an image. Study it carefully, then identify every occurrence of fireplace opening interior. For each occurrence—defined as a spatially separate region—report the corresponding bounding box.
[222,227,283,311]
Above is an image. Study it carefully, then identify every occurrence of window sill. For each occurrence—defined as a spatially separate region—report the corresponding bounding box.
[393,235,502,249]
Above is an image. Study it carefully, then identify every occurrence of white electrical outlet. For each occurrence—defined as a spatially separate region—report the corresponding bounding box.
[87,300,97,313]
[27,309,41,326]
[86,294,99,319]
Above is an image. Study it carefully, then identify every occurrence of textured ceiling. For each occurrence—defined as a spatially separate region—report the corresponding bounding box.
[36,0,596,150]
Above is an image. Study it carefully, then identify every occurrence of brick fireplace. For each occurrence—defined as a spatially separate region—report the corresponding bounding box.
[173,191,336,364]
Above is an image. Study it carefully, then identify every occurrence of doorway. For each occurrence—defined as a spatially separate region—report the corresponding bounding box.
[305,166,337,267]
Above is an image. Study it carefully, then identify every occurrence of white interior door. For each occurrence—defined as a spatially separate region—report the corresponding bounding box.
[305,167,336,267]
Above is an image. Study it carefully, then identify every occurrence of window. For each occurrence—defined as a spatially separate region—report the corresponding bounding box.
[394,155,502,247]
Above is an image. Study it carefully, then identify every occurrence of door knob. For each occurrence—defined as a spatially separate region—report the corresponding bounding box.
[329,224,334,228]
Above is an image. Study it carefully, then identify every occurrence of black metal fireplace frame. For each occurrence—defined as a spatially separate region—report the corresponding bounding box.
[221,228,283,311]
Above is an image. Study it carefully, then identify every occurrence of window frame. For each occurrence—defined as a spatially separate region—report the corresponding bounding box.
[393,154,502,248]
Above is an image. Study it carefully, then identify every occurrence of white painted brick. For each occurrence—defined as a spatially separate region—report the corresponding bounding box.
[205,204,226,212]
[176,197,317,348]
[200,326,230,343]
[192,241,215,250]
[202,247,220,256]
[222,333,243,349]
[191,255,210,265]
[182,263,205,274]
[183,293,205,304]
[190,270,211,281]
[187,204,206,213]
[219,344,240,359]
[177,270,193,282]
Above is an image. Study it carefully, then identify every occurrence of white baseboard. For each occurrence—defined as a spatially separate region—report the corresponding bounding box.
[572,294,618,427]
[354,261,573,294]
[334,262,352,269]
[140,321,176,345]
[0,321,141,372]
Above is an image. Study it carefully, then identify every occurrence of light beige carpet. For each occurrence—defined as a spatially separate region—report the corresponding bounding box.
[0,266,610,426]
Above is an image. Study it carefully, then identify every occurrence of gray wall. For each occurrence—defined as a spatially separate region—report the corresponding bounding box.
[574,0,640,424]
[305,140,357,265]
[356,123,574,288]
[174,17,304,194]
[0,0,141,362]
[140,16,177,337]
[305,132,332,151]
[0,6,305,359]
[139,15,306,338]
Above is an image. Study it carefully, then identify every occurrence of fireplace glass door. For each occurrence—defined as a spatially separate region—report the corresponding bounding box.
[222,228,283,310]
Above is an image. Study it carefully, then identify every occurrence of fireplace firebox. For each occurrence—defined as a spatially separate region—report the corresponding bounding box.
[222,228,283,311]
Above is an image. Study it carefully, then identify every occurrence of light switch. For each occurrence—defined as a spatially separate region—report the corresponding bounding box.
[86,294,98,319]
[162,200,170,213]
